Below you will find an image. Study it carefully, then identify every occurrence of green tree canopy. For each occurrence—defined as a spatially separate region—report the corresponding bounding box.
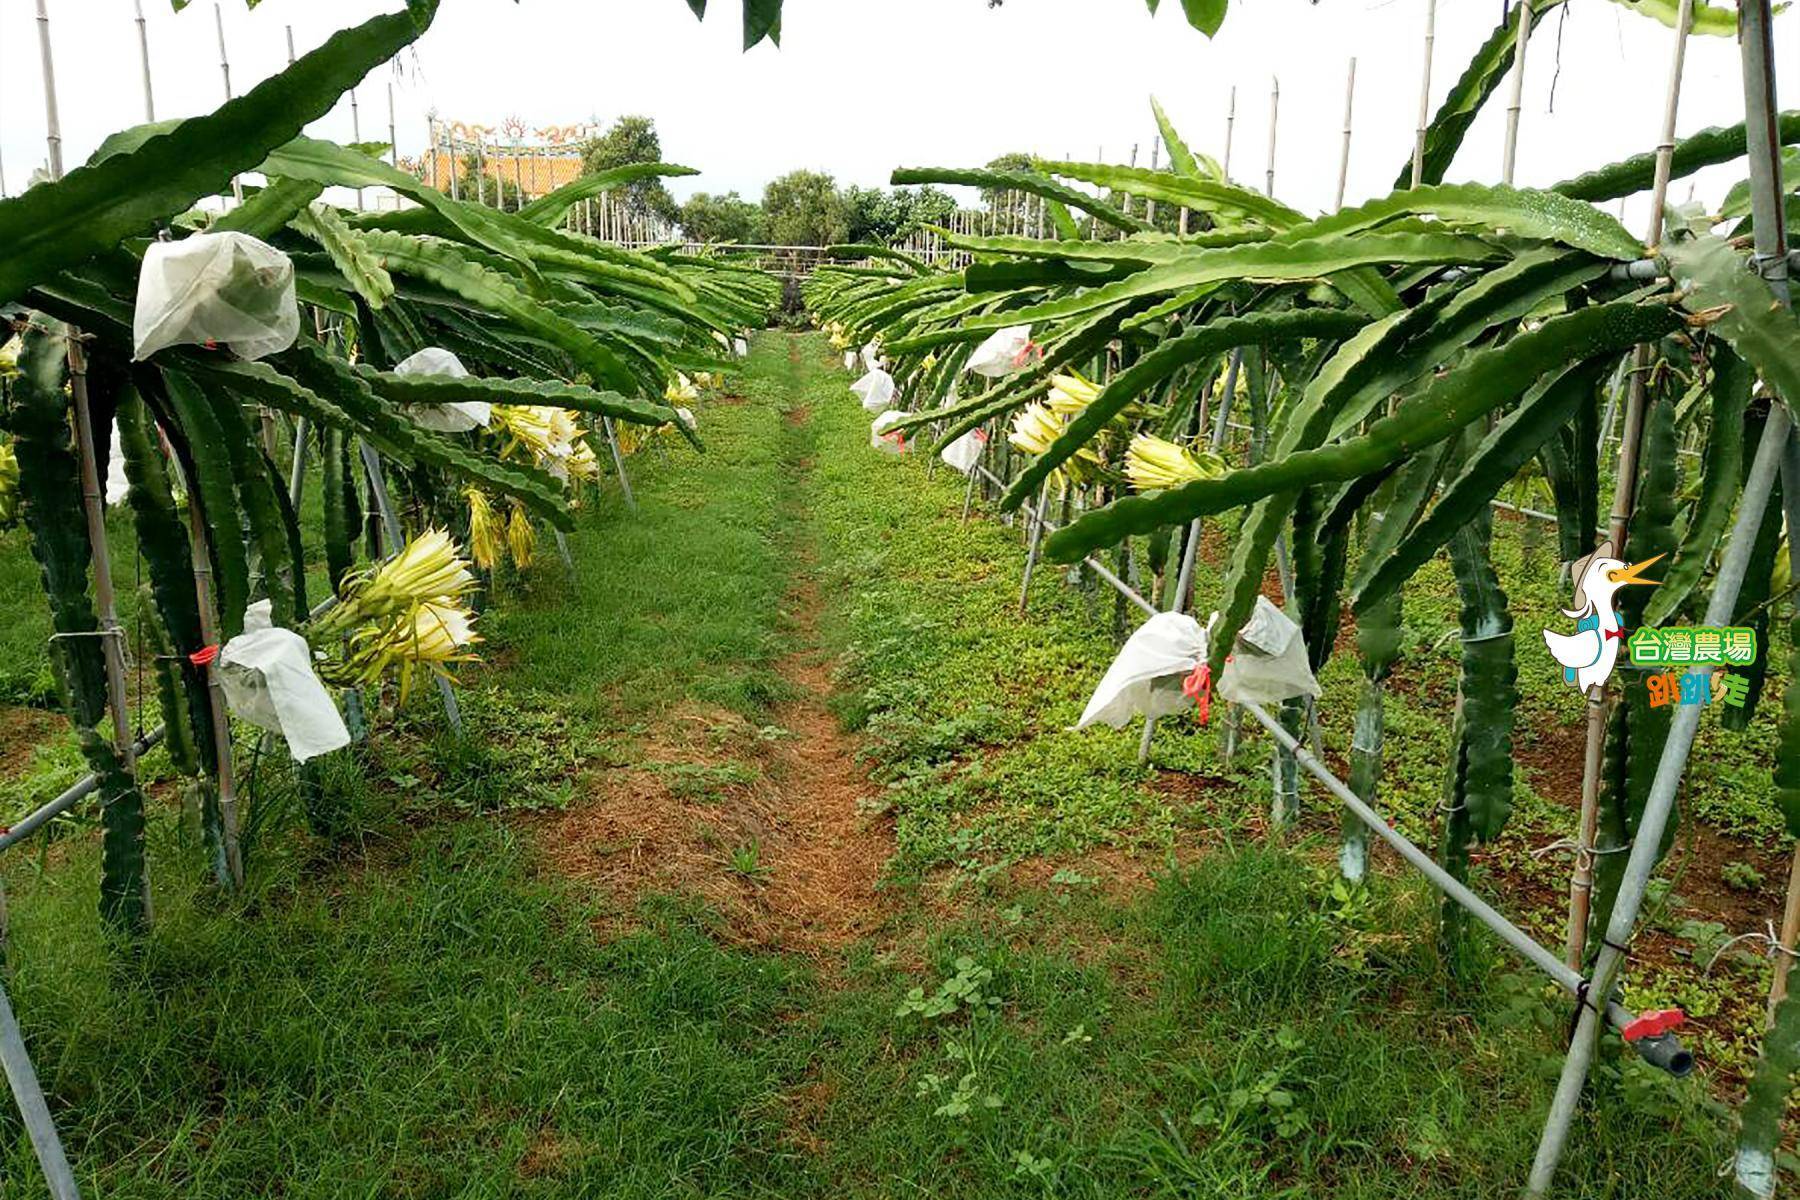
[580,115,679,222]
[680,191,764,244]
[761,170,847,246]
[843,184,956,244]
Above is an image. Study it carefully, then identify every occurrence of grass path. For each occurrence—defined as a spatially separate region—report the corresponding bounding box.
[0,332,1738,1197]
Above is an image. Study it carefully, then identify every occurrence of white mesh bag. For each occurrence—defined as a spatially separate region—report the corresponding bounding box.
[964,325,1034,378]
[133,231,299,361]
[1077,612,1207,729]
[218,602,350,763]
[394,347,490,433]
[851,367,896,413]
[939,428,985,475]
[1216,597,1322,706]
[870,410,910,454]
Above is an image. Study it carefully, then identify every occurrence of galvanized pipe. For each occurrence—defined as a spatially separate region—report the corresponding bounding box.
[1237,696,1672,1057]
[0,729,165,855]
[0,978,78,1200]
[1530,26,1792,1163]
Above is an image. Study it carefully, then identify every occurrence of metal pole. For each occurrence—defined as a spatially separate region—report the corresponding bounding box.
[1411,0,1437,188]
[358,442,463,734]
[1501,0,1535,184]
[601,416,636,510]
[1018,484,1050,614]
[1335,58,1357,210]
[1565,0,1693,970]
[1236,696,1663,1048]
[0,978,79,1200]
[134,0,154,121]
[387,84,399,171]
[1531,414,1790,1194]
[0,729,166,856]
[1140,370,1231,764]
[1533,6,1788,1169]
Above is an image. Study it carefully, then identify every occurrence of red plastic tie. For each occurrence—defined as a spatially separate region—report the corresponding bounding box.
[188,644,220,667]
[973,428,989,444]
[1010,341,1042,368]
[1182,663,1213,725]
[1621,1008,1684,1042]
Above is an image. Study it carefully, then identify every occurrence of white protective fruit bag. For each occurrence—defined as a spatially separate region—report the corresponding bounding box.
[394,347,491,433]
[133,231,299,361]
[964,325,1034,378]
[1076,612,1207,729]
[1216,596,1322,706]
[939,427,986,475]
[851,367,896,413]
[843,350,858,371]
[218,601,350,762]
[734,335,750,358]
[861,342,884,372]
[105,419,130,506]
[870,410,910,454]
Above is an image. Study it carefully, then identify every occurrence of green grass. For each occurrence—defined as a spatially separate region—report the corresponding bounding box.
[0,332,1742,1197]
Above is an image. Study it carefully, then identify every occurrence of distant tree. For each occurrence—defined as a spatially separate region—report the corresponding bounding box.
[899,185,956,237]
[842,184,957,244]
[980,152,1041,230]
[841,185,894,244]
[762,170,848,246]
[580,115,679,222]
[680,191,764,244]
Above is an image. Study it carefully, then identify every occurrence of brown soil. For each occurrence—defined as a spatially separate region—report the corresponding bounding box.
[535,396,893,958]
[0,705,64,779]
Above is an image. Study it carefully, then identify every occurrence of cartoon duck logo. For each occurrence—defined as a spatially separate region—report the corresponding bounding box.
[1543,541,1662,693]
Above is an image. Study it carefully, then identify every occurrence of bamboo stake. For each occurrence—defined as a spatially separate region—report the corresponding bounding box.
[134,0,154,121]
[35,0,156,920]
[387,84,398,172]
[1335,58,1356,210]
[1222,86,1236,181]
[1531,4,1786,1190]
[1501,0,1535,185]
[1264,77,1279,198]
[350,87,365,211]
[213,5,243,205]
[1411,0,1437,187]
[183,475,246,888]
[1145,140,1159,225]
[1564,0,1693,971]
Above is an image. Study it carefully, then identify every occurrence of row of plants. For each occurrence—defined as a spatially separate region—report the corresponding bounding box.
[802,2,1800,1186]
[0,0,776,938]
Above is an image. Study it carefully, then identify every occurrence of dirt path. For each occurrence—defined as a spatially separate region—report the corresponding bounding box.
[541,339,892,957]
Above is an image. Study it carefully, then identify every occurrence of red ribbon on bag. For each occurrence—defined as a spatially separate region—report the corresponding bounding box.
[1010,341,1042,368]
[1182,663,1213,725]
[188,644,220,667]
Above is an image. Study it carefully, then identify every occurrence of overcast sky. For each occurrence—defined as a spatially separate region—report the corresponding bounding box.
[1,0,1794,232]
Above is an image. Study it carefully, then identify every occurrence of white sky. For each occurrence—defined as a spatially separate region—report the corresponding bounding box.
[0,0,1795,233]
